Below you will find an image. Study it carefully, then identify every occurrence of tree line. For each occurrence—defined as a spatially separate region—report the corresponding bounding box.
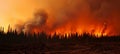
[0,26,120,44]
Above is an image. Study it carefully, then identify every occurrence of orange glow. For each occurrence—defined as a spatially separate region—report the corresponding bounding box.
[30,21,113,37]
[0,0,119,36]
[0,0,49,32]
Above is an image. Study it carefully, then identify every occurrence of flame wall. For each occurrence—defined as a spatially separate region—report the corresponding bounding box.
[0,0,120,36]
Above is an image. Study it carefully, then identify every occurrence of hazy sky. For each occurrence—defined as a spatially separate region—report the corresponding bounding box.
[0,0,120,35]
[0,0,49,31]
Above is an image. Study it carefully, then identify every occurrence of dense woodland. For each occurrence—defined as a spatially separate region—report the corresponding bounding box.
[0,26,120,44]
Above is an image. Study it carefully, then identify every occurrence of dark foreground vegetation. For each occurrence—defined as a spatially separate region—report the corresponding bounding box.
[0,30,120,43]
[0,28,120,54]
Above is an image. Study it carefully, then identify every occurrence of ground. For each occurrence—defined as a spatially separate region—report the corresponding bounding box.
[0,42,120,54]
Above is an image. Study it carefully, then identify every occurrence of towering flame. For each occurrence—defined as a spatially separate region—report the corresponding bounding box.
[0,0,120,36]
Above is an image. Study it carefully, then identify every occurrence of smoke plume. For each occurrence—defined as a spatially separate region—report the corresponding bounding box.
[13,0,120,35]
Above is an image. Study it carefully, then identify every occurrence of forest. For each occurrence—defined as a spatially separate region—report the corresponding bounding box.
[0,26,120,54]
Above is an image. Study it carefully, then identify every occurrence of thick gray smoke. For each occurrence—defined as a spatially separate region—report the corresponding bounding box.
[15,0,120,35]
[23,10,48,33]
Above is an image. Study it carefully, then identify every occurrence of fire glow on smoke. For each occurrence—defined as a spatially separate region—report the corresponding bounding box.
[0,0,120,36]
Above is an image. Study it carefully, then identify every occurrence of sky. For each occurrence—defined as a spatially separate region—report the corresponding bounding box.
[0,0,48,31]
[0,0,120,35]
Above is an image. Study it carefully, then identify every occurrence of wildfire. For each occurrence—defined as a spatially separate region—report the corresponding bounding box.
[29,21,112,37]
[0,0,119,37]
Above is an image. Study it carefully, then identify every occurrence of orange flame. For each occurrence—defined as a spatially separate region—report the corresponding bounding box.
[30,21,113,37]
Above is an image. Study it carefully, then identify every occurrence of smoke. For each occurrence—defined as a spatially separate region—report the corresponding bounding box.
[88,0,120,34]
[23,10,48,33]
[14,0,120,35]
